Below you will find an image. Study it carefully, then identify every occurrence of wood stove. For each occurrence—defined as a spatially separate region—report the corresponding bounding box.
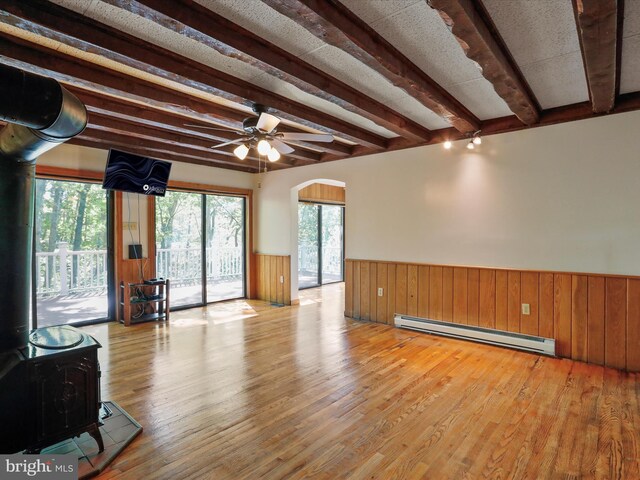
[0,64,94,454]
[0,326,104,454]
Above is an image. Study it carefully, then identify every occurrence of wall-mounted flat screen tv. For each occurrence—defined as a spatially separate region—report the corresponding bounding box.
[102,149,172,196]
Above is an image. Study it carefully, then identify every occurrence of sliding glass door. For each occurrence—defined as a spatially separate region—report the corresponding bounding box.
[298,203,320,289]
[321,205,344,284]
[156,191,246,308]
[205,195,245,302]
[155,191,203,308]
[298,203,344,289]
[33,178,111,327]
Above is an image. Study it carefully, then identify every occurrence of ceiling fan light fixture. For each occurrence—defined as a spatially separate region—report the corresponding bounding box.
[257,139,271,156]
[233,144,249,160]
[267,147,281,162]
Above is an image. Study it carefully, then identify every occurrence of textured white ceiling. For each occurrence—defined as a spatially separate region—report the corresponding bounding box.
[621,0,640,94]
[482,0,589,109]
[342,0,513,120]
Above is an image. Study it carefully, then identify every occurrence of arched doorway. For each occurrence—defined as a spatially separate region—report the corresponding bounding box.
[291,180,346,292]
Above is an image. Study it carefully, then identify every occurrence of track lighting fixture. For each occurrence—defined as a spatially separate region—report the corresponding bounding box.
[466,140,475,150]
[443,140,452,149]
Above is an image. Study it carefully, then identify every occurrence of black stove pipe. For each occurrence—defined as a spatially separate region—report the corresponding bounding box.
[0,64,87,352]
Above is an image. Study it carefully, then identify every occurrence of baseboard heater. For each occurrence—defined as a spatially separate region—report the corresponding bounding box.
[394,315,556,356]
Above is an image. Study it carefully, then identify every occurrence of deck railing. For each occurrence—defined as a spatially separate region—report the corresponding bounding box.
[35,243,244,297]
[36,242,108,297]
[298,245,342,276]
[156,246,243,287]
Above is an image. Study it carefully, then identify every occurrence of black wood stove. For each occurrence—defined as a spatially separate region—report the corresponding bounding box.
[0,326,104,453]
[0,64,96,454]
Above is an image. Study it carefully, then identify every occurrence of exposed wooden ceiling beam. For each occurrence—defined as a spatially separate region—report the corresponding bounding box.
[0,34,249,130]
[427,0,540,125]
[263,0,480,134]
[0,35,328,165]
[111,0,432,142]
[347,90,640,162]
[68,137,257,173]
[71,88,353,157]
[572,0,618,113]
[88,113,319,165]
[81,127,293,170]
[0,0,382,151]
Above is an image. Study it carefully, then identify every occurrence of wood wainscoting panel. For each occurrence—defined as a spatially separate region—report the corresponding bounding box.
[554,273,572,358]
[539,273,555,339]
[587,276,606,365]
[345,259,640,372]
[255,254,291,305]
[605,277,627,370]
[452,267,468,325]
[429,266,443,321]
[467,268,480,326]
[479,269,496,329]
[627,279,640,371]
[495,270,508,331]
[344,260,353,317]
[417,265,430,320]
[571,275,588,362]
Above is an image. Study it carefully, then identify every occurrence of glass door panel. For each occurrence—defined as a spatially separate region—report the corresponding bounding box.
[321,205,344,284]
[155,191,203,308]
[298,203,320,289]
[34,179,109,326]
[205,195,245,302]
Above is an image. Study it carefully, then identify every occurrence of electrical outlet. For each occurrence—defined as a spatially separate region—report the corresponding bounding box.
[521,303,530,315]
[280,275,284,284]
[378,288,383,297]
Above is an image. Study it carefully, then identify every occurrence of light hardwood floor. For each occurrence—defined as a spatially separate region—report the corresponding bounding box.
[83,283,640,479]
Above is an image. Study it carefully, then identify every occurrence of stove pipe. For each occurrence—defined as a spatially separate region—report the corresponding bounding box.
[0,64,87,351]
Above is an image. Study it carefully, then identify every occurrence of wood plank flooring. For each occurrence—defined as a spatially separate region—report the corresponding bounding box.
[82,283,640,479]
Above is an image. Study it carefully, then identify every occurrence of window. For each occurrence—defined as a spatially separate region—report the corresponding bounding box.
[155,191,246,307]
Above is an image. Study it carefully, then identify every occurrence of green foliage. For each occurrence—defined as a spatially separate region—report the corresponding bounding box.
[155,191,244,250]
[35,179,107,252]
[298,203,343,247]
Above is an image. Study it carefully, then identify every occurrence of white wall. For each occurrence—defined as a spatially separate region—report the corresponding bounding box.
[256,110,640,290]
[38,144,253,258]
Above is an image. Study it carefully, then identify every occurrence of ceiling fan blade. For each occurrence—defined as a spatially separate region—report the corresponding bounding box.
[270,138,295,154]
[280,132,334,143]
[184,123,240,133]
[256,112,280,133]
[211,138,246,149]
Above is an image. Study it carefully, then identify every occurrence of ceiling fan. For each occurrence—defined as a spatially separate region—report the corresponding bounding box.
[185,104,333,162]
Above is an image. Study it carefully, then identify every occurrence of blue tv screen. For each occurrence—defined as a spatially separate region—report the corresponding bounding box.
[102,149,172,196]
